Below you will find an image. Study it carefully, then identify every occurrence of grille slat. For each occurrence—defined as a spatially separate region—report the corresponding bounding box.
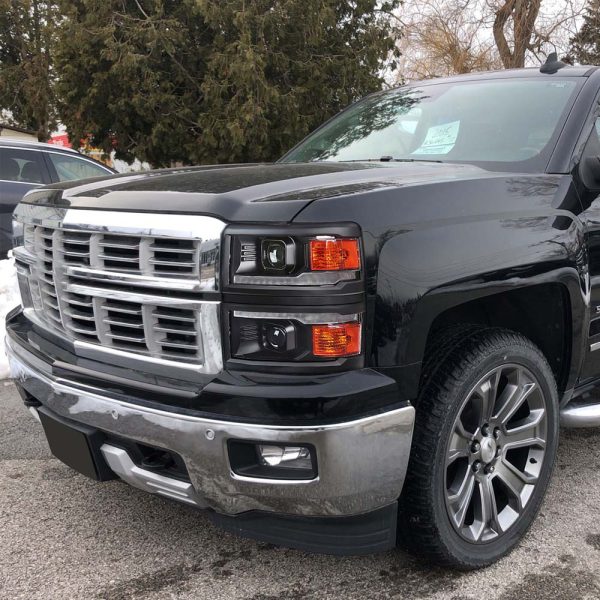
[154,324,197,334]
[158,340,200,350]
[102,317,145,329]
[151,246,196,254]
[70,324,98,335]
[64,309,95,322]
[66,297,93,308]
[98,254,141,263]
[99,241,140,250]
[106,332,146,343]
[153,311,195,322]
[149,258,195,266]
[102,305,142,316]
[58,249,90,258]
[46,312,62,324]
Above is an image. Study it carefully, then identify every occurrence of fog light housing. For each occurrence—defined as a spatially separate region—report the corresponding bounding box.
[258,445,312,469]
[228,440,317,480]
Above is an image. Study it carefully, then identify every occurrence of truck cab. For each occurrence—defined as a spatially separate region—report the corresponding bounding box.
[7,58,600,568]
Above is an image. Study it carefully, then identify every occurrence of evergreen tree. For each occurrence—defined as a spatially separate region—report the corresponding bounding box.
[569,0,600,65]
[0,1,59,140]
[54,0,401,166]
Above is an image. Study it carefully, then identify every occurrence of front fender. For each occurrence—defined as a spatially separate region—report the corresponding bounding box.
[374,212,587,398]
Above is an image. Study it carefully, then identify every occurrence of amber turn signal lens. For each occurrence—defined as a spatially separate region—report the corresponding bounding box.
[309,238,360,271]
[312,322,361,357]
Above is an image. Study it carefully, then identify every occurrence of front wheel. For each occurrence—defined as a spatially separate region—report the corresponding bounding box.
[398,328,559,569]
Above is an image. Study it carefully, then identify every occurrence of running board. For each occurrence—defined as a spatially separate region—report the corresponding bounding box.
[560,402,600,428]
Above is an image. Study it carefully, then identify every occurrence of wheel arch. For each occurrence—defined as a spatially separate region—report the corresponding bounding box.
[405,273,586,400]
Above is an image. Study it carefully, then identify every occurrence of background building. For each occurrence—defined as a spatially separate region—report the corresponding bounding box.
[0,124,36,141]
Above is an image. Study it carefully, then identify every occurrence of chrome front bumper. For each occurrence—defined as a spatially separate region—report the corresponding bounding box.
[6,337,415,518]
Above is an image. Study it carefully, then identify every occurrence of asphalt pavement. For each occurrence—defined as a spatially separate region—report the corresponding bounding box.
[2,379,600,599]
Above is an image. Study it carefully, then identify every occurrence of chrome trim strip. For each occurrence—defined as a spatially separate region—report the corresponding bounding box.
[234,310,359,324]
[7,337,415,517]
[66,282,218,308]
[234,270,357,286]
[66,266,213,292]
[0,179,44,186]
[60,209,225,240]
[591,341,600,352]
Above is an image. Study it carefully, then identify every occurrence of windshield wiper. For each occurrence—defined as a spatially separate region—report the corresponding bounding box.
[389,158,443,164]
[338,157,444,164]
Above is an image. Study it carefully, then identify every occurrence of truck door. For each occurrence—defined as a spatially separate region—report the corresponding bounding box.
[576,117,600,382]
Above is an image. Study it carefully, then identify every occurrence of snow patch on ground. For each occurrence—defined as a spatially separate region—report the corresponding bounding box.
[0,257,20,379]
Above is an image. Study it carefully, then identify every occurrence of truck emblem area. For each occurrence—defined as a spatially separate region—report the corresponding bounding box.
[479,437,497,464]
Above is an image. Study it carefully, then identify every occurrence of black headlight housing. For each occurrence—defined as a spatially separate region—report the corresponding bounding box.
[223,223,366,369]
[225,223,363,291]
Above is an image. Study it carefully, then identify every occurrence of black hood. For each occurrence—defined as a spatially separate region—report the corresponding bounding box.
[21,161,494,223]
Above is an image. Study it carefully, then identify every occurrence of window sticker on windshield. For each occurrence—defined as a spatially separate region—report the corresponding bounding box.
[412,120,460,155]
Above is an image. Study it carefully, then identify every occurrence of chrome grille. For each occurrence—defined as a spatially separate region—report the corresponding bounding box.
[19,222,216,365]
[42,229,202,276]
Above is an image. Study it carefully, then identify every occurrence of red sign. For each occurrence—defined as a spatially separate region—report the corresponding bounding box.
[48,133,72,148]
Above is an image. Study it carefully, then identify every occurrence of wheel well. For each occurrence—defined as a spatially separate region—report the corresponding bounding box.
[426,284,571,392]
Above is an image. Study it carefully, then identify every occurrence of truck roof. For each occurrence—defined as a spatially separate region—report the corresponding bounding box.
[407,65,599,87]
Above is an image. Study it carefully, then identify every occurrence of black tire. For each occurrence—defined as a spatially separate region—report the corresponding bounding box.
[398,327,559,569]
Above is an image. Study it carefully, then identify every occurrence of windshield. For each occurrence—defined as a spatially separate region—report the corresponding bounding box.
[280,78,581,171]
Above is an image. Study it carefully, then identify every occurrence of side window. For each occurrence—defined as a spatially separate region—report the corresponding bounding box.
[580,117,600,193]
[0,148,48,184]
[583,117,600,157]
[47,153,110,182]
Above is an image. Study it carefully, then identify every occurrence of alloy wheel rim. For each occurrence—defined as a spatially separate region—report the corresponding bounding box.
[444,363,548,543]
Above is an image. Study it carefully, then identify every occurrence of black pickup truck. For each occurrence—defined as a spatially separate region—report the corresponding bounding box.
[7,58,600,569]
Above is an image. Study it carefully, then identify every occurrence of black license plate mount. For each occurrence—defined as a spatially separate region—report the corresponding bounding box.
[37,406,116,481]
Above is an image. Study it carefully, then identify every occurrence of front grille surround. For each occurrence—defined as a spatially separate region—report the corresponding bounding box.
[15,206,225,373]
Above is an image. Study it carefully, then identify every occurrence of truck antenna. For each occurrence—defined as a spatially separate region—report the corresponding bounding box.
[540,52,567,74]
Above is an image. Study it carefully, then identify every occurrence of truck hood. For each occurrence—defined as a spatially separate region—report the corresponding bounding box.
[21,161,495,223]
